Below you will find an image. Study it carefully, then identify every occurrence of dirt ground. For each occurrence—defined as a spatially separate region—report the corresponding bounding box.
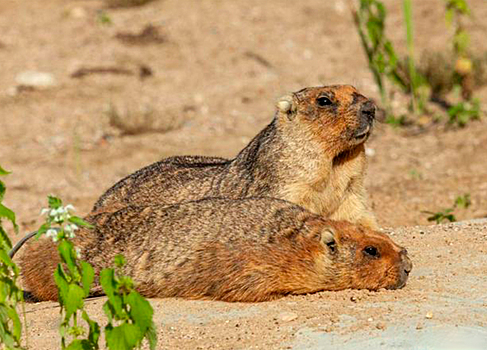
[1,0,487,349]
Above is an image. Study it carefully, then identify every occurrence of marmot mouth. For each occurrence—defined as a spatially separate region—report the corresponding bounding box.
[354,125,371,140]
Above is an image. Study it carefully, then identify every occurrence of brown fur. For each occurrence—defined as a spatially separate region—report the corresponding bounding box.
[21,198,411,302]
[92,85,378,229]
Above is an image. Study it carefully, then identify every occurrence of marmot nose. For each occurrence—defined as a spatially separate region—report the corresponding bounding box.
[360,101,376,121]
[401,249,413,274]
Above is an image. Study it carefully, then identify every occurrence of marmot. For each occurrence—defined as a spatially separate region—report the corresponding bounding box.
[93,85,378,229]
[21,198,411,302]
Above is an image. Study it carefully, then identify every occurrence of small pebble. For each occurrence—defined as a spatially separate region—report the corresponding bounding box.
[416,322,424,330]
[376,322,386,330]
[279,312,298,322]
[425,312,433,319]
[15,71,57,89]
[365,147,376,157]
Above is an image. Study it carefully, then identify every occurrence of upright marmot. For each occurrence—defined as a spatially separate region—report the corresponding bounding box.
[21,198,411,302]
[93,85,377,228]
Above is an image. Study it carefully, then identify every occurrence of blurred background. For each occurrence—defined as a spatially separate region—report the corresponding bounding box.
[1,0,486,235]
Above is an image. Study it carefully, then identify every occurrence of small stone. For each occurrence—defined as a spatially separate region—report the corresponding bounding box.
[350,296,357,302]
[425,312,433,319]
[376,322,386,330]
[279,312,298,322]
[416,322,424,330]
[365,147,376,157]
[15,71,57,89]
[367,317,374,322]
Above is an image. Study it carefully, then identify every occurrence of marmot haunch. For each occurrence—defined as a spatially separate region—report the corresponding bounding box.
[21,198,411,303]
[93,85,378,229]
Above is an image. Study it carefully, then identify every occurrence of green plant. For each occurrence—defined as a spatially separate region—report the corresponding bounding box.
[454,193,471,209]
[101,255,157,350]
[423,193,471,224]
[425,208,456,224]
[447,98,480,127]
[444,0,473,100]
[352,0,407,116]
[38,196,98,350]
[39,196,157,350]
[403,0,423,114]
[0,165,24,350]
[96,11,112,26]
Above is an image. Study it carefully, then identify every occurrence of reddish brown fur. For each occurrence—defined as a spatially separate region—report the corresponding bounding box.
[20,198,411,302]
[21,239,60,301]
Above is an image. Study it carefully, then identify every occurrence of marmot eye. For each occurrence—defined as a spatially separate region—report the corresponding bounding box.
[363,246,379,258]
[316,96,332,107]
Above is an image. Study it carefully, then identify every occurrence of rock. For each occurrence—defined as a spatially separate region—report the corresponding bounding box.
[15,71,57,89]
[279,312,298,322]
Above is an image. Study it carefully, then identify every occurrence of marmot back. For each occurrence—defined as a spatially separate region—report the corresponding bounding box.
[93,85,377,229]
[21,198,412,302]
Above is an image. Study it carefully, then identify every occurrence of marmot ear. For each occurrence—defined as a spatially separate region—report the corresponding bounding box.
[276,95,296,120]
[315,225,337,253]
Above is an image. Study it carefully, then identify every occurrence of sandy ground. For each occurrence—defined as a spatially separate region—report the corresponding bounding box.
[1,0,487,348]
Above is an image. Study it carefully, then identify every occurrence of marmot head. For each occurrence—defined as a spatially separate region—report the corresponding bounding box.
[309,220,412,291]
[276,85,375,157]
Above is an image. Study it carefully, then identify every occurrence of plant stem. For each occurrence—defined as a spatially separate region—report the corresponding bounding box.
[403,0,420,114]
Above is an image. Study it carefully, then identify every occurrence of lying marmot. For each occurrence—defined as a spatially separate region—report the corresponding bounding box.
[93,85,378,229]
[21,198,411,302]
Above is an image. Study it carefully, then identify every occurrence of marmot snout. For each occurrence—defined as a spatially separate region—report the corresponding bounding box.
[21,198,411,302]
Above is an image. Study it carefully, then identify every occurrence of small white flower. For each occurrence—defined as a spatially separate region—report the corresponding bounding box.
[40,208,50,216]
[65,204,75,212]
[46,228,58,242]
[64,223,79,238]
[50,209,57,217]
[75,247,81,259]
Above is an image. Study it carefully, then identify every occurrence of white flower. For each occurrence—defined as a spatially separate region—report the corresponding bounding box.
[40,208,50,216]
[75,247,81,259]
[46,228,58,242]
[65,204,75,213]
[64,223,79,238]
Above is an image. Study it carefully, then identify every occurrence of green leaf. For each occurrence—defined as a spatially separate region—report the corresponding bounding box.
[114,255,126,268]
[58,240,77,277]
[0,226,13,251]
[80,261,94,297]
[0,249,15,268]
[0,165,10,176]
[69,216,94,229]
[48,195,63,209]
[105,323,141,350]
[127,291,154,333]
[6,305,22,343]
[54,264,69,307]
[66,339,93,350]
[0,180,6,202]
[64,284,85,320]
[103,301,114,324]
[0,203,18,234]
[35,223,52,239]
[100,269,123,317]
